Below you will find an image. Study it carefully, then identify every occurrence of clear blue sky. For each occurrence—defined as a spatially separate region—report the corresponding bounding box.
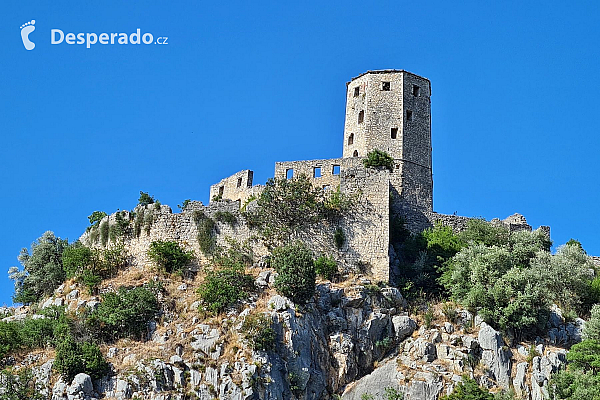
[1,1,599,305]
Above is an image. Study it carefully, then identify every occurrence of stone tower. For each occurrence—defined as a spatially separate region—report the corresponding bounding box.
[343,70,433,213]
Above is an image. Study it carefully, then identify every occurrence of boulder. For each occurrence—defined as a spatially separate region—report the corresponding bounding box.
[392,315,416,341]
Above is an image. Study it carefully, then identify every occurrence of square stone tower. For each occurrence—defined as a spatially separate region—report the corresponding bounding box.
[343,70,433,212]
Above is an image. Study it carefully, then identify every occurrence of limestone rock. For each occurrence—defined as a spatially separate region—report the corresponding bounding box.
[392,315,417,341]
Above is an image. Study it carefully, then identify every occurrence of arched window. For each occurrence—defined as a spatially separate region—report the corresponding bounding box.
[358,110,364,124]
[348,133,354,145]
[353,150,359,157]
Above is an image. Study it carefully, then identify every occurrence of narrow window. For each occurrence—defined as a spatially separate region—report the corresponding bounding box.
[218,186,224,196]
[353,150,359,157]
[313,167,321,178]
[353,87,360,97]
[236,177,242,188]
[348,133,354,145]
[358,110,364,124]
[382,81,391,91]
[332,165,340,175]
[406,110,413,121]
[396,164,400,169]
[413,85,420,96]
[323,185,330,191]
[391,127,398,139]
[286,169,293,179]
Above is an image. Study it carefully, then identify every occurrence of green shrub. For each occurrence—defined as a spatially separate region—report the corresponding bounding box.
[362,149,394,171]
[178,199,191,210]
[315,255,337,281]
[195,212,217,255]
[197,264,255,314]
[567,340,600,374]
[323,186,354,218]
[54,337,109,382]
[81,270,102,295]
[99,221,109,247]
[272,242,316,304]
[9,231,68,304]
[0,322,22,359]
[0,368,45,400]
[334,227,345,249]
[214,211,237,226]
[89,286,159,340]
[148,241,194,274]
[551,369,600,399]
[584,305,600,341]
[138,191,155,206]
[440,376,494,400]
[87,211,107,227]
[62,242,93,278]
[241,314,276,351]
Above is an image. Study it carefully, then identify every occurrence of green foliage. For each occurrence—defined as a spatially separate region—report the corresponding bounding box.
[440,376,494,400]
[148,241,194,274]
[54,337,109,381]
[271,242,316,304]
[526,345,540,364]
[178,199,191,210]
[566,238,586,253]
[109,211,130,241]
[194,212,217,255]
[62,242,93,278]
[567,340,600,374]
[315,255,337,281]
[584,305,600,341]
[138,191,155,206]
[89,285,159,340]
[441,232,592,337]
[0,368,45,400]
[81,269,102,295]
[334,227,346,249]
[551,369,600,399]
[87,211,107,227]
[423,309,435,329]
[10,231,68,304]
[362,149,395,171]
[459,219,510,247]
[323,186,355,217]
[99,221,109,246]
[197,261,255,314]
[214,211,237,226]
[241,314,276,351]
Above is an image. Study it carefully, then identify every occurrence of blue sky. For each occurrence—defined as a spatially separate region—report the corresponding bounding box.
[1,1,599,305]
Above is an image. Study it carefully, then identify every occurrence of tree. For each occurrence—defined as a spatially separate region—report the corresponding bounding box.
[9,231,68,304]
[440,376,494,400]
[147,241,194,274]
[567,340,600,374]
[584,305,600,341]
[0,368,45,400]
[362,149,394,171]
[87,211,107,227]
[138,191,155,206]
[272,242,316,304]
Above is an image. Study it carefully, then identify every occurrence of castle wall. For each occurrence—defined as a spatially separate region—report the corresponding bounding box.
[209,170,259,205]
[273,157,363,189]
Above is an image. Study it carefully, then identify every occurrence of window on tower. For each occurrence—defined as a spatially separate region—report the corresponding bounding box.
[354,87,360,97]
[413,85,420,96]
[391,127,398,139]
[406,110,413,121]
[348,133,354,145]
[313,167,321,178]
[236,177,242,188]
[332,165,340,175]
[353,150,359,157]
[358,110,364,124]
[382,81,390,91]
[286,169,294,179]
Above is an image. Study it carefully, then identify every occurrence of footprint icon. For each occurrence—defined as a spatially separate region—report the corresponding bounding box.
[20,20,36,50]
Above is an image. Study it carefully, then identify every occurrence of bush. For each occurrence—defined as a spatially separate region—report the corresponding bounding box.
[214,211,237,226]
[194,212,217,255]
[87,211,107,227]
[315,255,337,281]
[148,241,194,274]
[62,242,93,278]
[197,263,255,314]
[241,314,276,351]
[440,376,494,400]
[272,242,316,304]
[99,221,109,247]
[552,369,600,399]
[584,305,600,341]
[89,286,159,340]
[334,227,345,249]
[138,191,155,206]
[0,368,45,400]
[9,231,68,304]
[362,149,394,171]
[54,338,109,382]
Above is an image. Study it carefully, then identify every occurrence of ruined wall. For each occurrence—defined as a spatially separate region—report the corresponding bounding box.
[209,170,260,205]
[273,157,363,190]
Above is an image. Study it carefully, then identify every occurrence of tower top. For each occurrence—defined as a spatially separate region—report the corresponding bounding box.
[346,69,431,92]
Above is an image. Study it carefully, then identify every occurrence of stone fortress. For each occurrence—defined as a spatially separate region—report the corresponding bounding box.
[208,70,547,282]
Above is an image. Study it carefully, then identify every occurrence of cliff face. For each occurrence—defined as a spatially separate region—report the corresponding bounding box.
[2,264,582,400]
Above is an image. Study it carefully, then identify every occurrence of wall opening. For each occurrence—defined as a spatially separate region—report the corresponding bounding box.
[236,177,242,188]
[354,87,360,97]
[218,186,224,196]
[286,169,294,180]
[413,85,420,96]
[391,127,398,139]
[353,150,359,157]
[358,110,364,124]
[348,133,354,145]
[313,167,321,178]
[406,110,413,121]
[323,185,330,191]
[382,81,391,91]
[332,165,340,175]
